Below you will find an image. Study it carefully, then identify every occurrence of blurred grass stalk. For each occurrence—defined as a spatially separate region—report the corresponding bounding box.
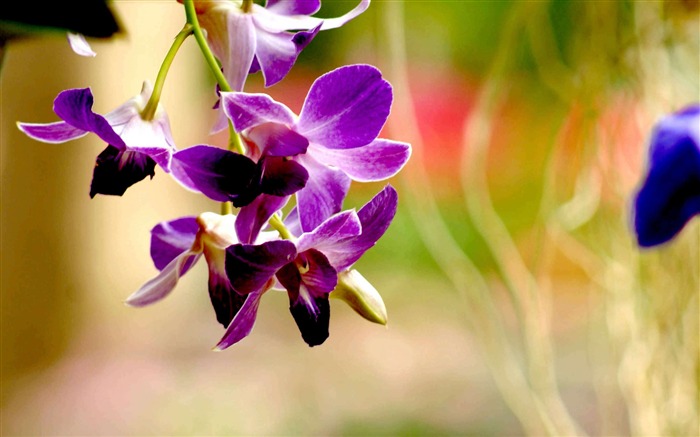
[381,1,699,436]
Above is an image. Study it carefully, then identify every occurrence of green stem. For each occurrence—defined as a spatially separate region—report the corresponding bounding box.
[141,24,193,121]
[184,0,232,93]
[268,215,294,240]
[183,0,250,213]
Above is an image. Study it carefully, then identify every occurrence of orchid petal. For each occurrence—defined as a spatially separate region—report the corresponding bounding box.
[252,0,369,33]
[17,121,88,144]
[247,122,309,157]
[295,210,362,253]
[221,92,296,132]
[214,289,264,350]
[89,145,156,198]
[53,88,126,149]
[236,194,290,244]
[297,64,392,150]
[322,185,398,271]
[254,25,320,87]
[204,245,247,328]
[310,139,411,182]
[225,240,297,295]
[200,7,257,93]
[115,112,176,171]
[150,216,199,271]
[260,156,309,196]
[125,250,202,307]
[283,206,303,237]
[277,249,336,347]
[265,0,321,16]
[67,33,96,57]
[171,145,260,206]
[295,154,351,232]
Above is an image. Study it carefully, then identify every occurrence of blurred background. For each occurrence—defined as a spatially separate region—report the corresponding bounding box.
[2,1,698,435]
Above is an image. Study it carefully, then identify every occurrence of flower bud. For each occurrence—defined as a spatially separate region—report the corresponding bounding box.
[331,269,387,325]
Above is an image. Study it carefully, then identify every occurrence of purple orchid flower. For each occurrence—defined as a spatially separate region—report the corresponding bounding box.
[633,104,700,247]
[220,184,398,349]
[190,0,369,132]
[222,64,411,232]
[193,0,370,91]
[18,82,176,197]
[125,212,291,331]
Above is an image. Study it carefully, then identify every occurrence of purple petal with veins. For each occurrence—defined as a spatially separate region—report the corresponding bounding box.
[253,25,320,87]
[52,88,126,149]
[17,121,88,143]
[221,92,297,132]
[225,240,297,295]
[310,139,411,182]
[295,210,362,253]
[295,154,351,232]
[304,185,398,272]
[150,216,199,271]
[297,64,392,150]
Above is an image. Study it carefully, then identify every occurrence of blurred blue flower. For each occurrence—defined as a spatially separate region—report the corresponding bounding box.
[633,105,700,247]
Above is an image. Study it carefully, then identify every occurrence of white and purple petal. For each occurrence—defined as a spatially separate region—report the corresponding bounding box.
[295,210,362,253]
[17,121,88,144]
[247,122,309,157]
[221,92,297,132]
[296,64,392,150]
[322,185,398,271]
[253,0,370,33]
[309,139,411,182]
[253,25,320,87]
[125,249,202,307]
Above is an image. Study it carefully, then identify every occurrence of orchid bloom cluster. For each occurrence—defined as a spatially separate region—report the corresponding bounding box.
[17,0,411,348]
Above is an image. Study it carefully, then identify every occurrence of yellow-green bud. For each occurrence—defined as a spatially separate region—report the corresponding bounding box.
[331,269,387,325]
